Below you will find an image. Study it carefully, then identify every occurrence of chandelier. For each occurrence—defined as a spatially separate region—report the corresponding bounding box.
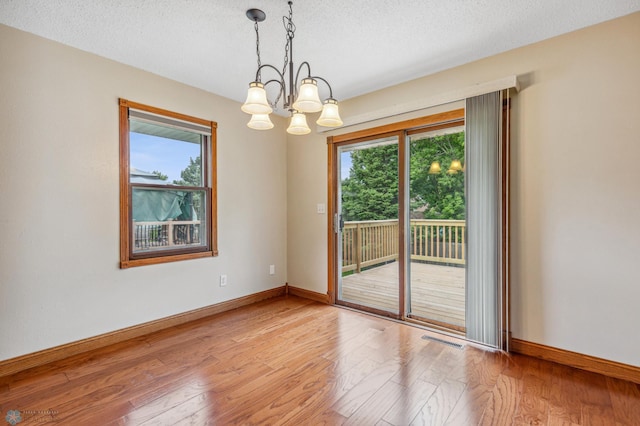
[241,1,343,135]
[428,160,464,174]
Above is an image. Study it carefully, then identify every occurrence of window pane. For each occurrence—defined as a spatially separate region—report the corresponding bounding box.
[130,119,203,186]
[132,187,207,253]
[338,136,400,315]
[408,126,466,331]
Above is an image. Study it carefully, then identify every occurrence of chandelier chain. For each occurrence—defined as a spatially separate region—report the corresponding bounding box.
[275,3,295,108]
[283,1,295,75]
[254,20,262,81]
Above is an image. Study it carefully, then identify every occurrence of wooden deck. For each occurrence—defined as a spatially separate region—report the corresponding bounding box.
[340,261,465,328]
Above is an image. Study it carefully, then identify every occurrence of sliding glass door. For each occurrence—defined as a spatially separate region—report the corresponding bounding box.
[407,125,467,332]
[336,135,400,316]
[329,97,508,347]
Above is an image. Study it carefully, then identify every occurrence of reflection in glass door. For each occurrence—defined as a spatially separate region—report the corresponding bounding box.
[407,126,466,332]
[336,136,400,316]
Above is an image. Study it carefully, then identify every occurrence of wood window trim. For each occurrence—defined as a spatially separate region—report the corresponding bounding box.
[119,99,218,269]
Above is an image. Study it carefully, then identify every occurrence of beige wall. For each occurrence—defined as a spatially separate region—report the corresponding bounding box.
[0,24,288,361]
[287,13,640,367]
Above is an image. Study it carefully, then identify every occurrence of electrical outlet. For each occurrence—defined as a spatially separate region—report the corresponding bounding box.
[219,274,227,287]
[269,265,275,275]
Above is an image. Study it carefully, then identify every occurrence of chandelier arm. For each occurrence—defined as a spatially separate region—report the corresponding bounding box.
[263,79,285,89]
[255,64,286,83]
[254,64,287,109]
[294,61,312,93]
[309,75,335,99]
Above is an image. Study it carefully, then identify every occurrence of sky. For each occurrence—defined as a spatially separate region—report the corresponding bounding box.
[340,152,352,180]
[130,132,200,182]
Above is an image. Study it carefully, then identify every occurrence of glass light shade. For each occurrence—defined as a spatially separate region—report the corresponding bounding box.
[287,112,311,135]
[241,82,273,115]
[316,98,343,127]
[450,159,463,172]
[447,168,458,175]
[428,161,441,174]
[247,113,274,130]
[292,78,322,113]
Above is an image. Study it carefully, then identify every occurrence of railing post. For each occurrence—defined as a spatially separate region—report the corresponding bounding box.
[355,223,362,273]
[393,221,399,261]
[168,221,174,246]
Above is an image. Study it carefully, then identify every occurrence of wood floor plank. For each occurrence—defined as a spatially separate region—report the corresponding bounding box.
[549,363,585,424]
[1,295,638,424]
[391,353,437,388]
[479,373,520,425]
[230,302,327,343]
[512,357,552,424]
[279,360,357,425]
[290,409,348,426]
[322,324,385,362]
[332,358,403,418]
[410,378,466,426]
[242,357,337,425]
[336,356,381,396]
[344,380,405,425]
[606,376,640,425]
[1,371,69,401]
[216,357,335,425]
[443,380,493,425]
[122,378,212,424]
[138,391,214,425]
[43,358,167,424]
[546,415,581,426]
[420,345,462,386]
[382,378,437,425]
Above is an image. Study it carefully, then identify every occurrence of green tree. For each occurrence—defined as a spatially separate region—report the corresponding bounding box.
[341,144,398,221]
[172,156,203,221]
[152,170,168,181]
[340,132,465,222]
[410,132,465,220]
[172,156,201,186]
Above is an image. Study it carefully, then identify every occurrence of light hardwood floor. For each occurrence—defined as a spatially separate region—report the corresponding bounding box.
[341,262,465,328]
[1,296,638,425]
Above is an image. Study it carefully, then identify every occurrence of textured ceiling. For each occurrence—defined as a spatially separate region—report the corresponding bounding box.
[1,0,639,108]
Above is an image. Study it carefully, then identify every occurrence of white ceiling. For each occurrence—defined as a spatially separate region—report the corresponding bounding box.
[1,0,639,108]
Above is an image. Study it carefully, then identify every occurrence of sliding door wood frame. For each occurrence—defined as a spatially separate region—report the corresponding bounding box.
[328,102,512,348]
[329,131,404,319]
[327,109,466,321]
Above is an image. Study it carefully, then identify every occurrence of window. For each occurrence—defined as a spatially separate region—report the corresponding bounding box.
[119,99,217,268]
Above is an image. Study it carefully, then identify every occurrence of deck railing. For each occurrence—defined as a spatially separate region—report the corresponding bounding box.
[342,219,466,273]
[133,220,201,251]
[410,219,466,266]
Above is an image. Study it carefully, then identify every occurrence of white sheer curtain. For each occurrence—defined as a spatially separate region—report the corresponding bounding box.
[465,91,502,347]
